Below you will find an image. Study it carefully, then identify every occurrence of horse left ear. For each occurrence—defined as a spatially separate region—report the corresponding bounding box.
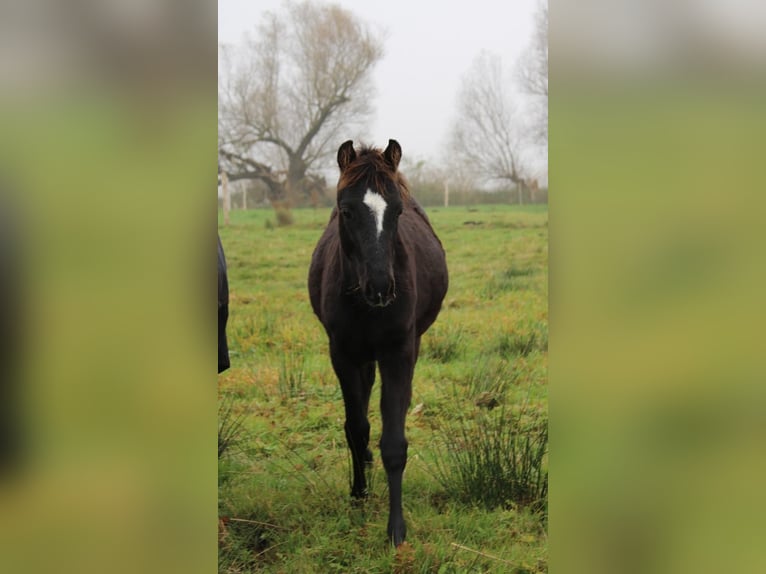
[338,140,356,172]
[384,139,402,171]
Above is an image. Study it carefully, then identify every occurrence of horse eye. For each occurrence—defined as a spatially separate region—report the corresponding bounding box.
[340,208,352,219]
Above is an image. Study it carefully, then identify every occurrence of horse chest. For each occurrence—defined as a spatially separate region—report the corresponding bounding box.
[325,298,413,351]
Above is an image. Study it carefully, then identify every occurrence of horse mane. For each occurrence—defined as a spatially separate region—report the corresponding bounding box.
[337,145,411,201]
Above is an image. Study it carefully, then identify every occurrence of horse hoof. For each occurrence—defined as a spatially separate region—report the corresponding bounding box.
[350,487,368,500]
[388,519,407,547]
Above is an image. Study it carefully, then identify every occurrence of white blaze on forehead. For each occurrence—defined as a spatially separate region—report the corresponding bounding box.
[363,189,387,238]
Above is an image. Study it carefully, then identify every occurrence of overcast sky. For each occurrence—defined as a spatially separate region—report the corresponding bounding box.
[219,0,540,163]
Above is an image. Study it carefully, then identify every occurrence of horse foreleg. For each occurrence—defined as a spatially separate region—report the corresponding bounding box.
[378,340,416,546]
[360,362,375,467]
[331,350,374,499]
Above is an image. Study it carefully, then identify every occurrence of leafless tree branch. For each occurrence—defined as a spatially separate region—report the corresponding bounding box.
[449,52,525,189]
[218,1,383,203]
[516,1,548,146]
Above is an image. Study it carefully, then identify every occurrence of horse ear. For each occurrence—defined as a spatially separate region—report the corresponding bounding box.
[384,139,402,171]
[337,140,356,172]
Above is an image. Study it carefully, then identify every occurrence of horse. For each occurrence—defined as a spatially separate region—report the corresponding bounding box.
[308,139,448,546]
[218,235,230,374]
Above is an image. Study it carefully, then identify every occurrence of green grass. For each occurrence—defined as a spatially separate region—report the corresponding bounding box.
[431,406,548,515]
[218,203,548,573]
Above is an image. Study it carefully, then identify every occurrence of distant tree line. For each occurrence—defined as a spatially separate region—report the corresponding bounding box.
[218,176,547,211]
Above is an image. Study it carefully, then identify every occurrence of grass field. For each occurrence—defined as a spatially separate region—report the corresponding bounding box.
[218,203,548,573]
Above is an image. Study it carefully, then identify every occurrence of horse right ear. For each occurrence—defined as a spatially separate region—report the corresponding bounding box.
[383,139,402,172]
[337,140,356,172]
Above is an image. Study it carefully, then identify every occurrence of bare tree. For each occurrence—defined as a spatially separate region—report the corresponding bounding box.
[449,52,526,200]
[517,1,548,145]
[218,1,384,203]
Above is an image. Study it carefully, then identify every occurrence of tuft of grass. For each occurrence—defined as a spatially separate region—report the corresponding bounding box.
[482,263,537,299]
[496,331,538,357]
[218,396,247,459]
[230,308,280,357]
[231,316,257,345]
[277,351,307,402]
[424,323,465,363]
[460,355,518,404]
[431,406,548,514]
[218,516,278,570]
[257,309,279,343]
[495,321,548,357]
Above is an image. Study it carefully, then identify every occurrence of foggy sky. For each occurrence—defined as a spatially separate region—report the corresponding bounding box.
[218,0,540,163]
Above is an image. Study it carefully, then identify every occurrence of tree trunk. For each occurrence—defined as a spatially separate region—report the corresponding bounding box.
[285,154,308,206]
[444,181,449,207]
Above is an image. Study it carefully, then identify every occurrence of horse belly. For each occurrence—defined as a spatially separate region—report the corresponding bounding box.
[412,247,448,336]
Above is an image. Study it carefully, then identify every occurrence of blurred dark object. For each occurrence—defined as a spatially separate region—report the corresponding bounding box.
[217,235,229,374]
[0,184,23,474]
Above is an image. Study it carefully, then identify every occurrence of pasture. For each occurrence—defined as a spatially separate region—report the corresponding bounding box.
[218,204,548,573]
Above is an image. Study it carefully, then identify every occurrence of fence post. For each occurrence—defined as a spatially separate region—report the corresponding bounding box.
[222,171,230,226]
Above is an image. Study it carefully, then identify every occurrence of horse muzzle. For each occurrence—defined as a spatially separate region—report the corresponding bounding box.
[362,277,395,308]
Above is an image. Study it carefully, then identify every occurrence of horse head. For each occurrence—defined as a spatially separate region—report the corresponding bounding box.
[336,139,406,308]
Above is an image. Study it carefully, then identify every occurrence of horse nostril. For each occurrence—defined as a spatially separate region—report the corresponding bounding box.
[363,281,393,307]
